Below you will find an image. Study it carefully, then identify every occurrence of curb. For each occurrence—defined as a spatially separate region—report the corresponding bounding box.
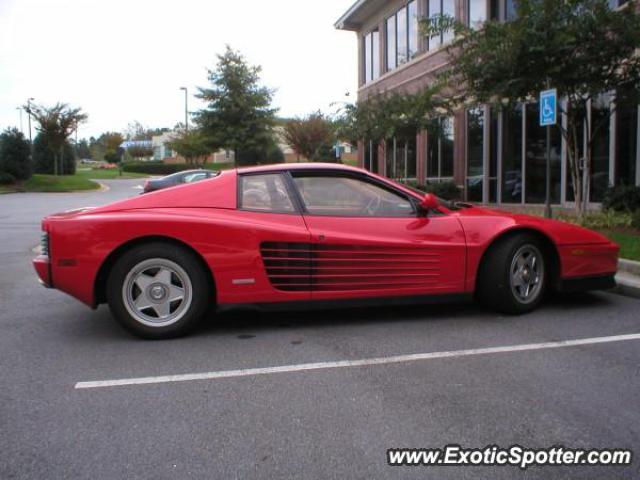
[613,272,640,299]
[619,258,640,276]
[613,259,640,299]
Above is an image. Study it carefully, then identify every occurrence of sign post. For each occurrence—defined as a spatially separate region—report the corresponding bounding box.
[539,88,557,219]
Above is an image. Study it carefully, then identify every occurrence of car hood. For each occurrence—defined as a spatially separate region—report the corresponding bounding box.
[452,204,612,246]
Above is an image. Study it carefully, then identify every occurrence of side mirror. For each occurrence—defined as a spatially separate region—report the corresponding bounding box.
[419,193,439,212]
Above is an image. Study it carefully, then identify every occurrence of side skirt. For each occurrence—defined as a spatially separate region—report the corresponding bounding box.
[217,293,474,314]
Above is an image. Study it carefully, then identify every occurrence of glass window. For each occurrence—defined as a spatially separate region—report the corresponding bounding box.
[489,107,499,202]
[386,2,420,71]
[428,0,441,51]
[428,0,455,49]
[397,7,408,65]
[501,104,523,203]
[239,174,295,213]
[292,175,414,217]
[615,94,638,186]
[364,33,372,84]
[505,0,517,20]
[591,93,611,202]
[372,30,380,80]
[525,103,561,204]
[468,0,486,29]
[363,31,380,84]
[466,107,484,201]
[183,172,208,183]
[408,1,418,59]
[427,117,455,180]
[442,0,455,44]
[364,140,379,174]
[386,16,397,71]
[490,0,517,21]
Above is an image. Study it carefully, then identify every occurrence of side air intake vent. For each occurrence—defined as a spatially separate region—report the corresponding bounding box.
[260,242,441,292]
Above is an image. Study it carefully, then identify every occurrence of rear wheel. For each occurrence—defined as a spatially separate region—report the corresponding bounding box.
[106,243,210,339]
[477,234,547,314]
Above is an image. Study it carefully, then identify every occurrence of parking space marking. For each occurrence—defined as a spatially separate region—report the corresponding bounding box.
[75,333,640,390]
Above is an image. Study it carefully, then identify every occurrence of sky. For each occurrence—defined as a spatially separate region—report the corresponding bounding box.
[0,0,358,139]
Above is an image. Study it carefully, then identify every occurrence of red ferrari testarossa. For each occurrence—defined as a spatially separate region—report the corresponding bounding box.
[34,163,618,338]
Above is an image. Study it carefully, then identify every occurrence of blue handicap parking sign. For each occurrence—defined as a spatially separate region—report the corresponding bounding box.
[539,89,557,126]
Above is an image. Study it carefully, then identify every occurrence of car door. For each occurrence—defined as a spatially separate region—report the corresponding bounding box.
[230,172,312,304]
[288,171,467,301]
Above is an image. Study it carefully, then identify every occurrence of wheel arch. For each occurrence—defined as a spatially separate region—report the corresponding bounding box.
[94,235,216,306]
[475,227,561,293]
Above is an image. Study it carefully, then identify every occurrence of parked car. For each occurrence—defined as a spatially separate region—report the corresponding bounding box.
[142,169,216,193]
[34,163,619,339]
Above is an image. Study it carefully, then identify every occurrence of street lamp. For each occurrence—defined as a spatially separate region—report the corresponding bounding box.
[180,87,188,132]
[26,97,34,158]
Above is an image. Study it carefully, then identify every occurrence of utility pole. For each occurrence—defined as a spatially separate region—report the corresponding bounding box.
[27,98,34,159]
[180,87,188,131]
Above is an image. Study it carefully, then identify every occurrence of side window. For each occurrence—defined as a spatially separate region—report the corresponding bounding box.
[239,174,296,213]
[292,175,415,217]
[184,173,208,183]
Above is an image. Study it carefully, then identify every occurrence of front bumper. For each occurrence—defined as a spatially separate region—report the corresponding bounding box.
[33,255,52,288]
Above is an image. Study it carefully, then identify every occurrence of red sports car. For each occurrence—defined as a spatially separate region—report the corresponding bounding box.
[33,163,619,339]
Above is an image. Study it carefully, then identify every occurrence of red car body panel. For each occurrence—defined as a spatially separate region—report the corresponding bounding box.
[34,163,619,310]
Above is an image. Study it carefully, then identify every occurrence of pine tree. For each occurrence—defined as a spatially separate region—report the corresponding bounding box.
[195,46,278,166]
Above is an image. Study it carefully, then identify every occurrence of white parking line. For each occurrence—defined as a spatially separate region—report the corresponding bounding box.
[75,333,640,390]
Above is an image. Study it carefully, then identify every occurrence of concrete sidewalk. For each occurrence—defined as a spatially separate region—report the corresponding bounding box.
[615,259,640,299]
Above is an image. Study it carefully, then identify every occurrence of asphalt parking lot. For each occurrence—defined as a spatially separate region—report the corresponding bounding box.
[1,180,640,479]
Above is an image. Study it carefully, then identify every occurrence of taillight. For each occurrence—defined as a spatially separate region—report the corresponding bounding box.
[143,180,149,189]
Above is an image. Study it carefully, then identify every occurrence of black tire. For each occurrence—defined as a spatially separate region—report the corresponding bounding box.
[106,242,211,339]
[476,234,547,315]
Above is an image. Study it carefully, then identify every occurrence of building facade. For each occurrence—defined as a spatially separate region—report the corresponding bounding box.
[335,0,640,206]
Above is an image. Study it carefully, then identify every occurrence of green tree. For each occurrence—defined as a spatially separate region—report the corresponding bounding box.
[25,103,87,175]
[195,46,278,166]
[167,130,212,166]
[75,139,92,160]
[283,112,336,162]
[336,86,447,148]
[98,132,125,163]
[33,133,75,175]
[0,128,32,181]
[421,0,640,215]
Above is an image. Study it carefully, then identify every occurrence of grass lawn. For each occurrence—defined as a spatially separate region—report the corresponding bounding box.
[600,230,640,262]
[23,174,101,192]
[75,168,148,179]
[0,174,101,193]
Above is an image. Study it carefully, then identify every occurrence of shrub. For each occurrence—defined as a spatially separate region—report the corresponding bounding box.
[602,184,640,213]
[0,172,16,185]
[556,210,633,230]
[121,161,198,175]
[33,134,75,175]
[0,128,31,181]
[404,180,462,201]
[632,210,640,230]
[236,140,285,166]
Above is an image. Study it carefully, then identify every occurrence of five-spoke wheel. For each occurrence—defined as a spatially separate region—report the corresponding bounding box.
[122,258,192,327]
[107,243,211,339]
[477,234,548,314]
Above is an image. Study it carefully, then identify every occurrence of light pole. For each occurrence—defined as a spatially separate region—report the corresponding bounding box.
[180,87,188,131]
[27,98,34,159]
[16,107,23,133]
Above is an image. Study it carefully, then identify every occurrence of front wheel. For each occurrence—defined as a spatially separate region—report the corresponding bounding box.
[106,243,211,339]
[477,234,547,314]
